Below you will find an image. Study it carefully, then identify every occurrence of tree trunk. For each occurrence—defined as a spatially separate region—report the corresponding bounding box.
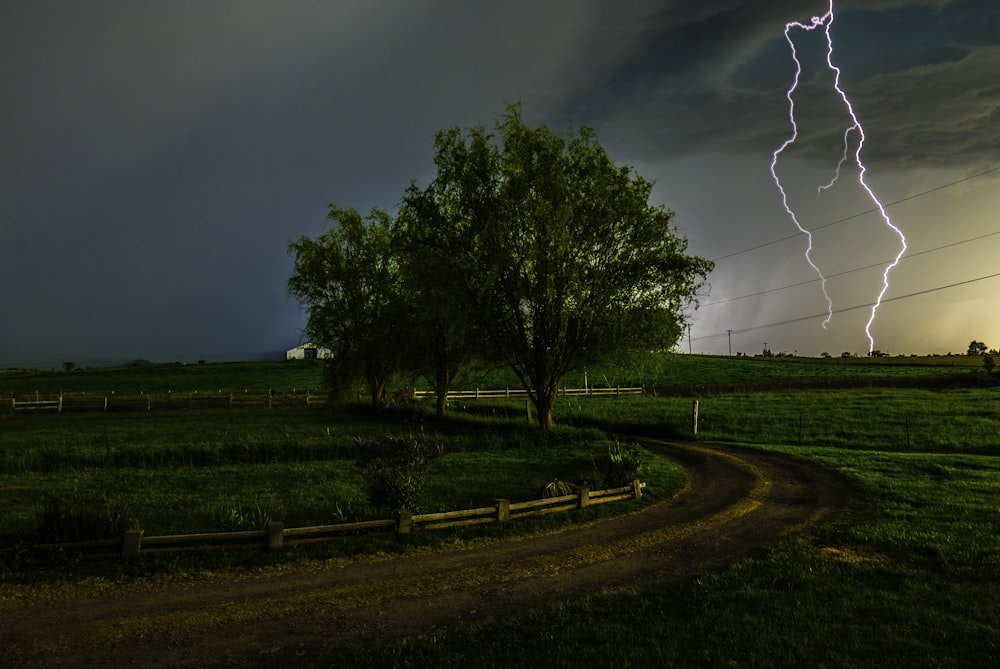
[435,390,448,418]
[534,386,559,431]
[434,366,452,418]
[368,376,387,409]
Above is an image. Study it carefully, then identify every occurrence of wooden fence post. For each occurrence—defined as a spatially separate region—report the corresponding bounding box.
[692,399,699,435]
[632,479,643,500]
[578,486,590,508]
[122,529,144,558]
[266,520,284,550]
[396,509,413,535]
[495,499,510,523]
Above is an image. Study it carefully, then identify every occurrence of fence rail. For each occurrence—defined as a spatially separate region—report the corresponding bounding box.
[412,386,644,400]
[5,392,326,413]
[34,481,644,558]
[4,386,643,414]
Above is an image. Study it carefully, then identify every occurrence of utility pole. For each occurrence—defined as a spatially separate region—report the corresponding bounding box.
[687,324,692,354]
[727,329,732,356]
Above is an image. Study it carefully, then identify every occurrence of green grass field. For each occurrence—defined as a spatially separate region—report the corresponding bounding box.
[2,353,998,666]
[342,446,1000,668]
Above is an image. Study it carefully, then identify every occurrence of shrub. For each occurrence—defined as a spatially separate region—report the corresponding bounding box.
[362,460,425,513]
[594,440,645,488]
[352,435,444,512]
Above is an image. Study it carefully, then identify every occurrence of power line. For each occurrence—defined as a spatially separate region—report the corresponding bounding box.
[709,164,1000,263]
[701,230,1000,308]
[692,271,1000,341]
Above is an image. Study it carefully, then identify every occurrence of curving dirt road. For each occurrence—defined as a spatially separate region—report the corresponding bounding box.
[0,441,849,668]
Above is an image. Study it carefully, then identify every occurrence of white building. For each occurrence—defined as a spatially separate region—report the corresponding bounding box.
[285,343,332,360]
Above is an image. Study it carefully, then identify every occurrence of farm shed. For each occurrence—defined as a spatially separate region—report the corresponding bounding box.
[285,343,332,360]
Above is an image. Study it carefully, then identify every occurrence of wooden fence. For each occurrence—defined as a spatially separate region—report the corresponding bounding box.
[35,480,644,558]
[4,386,642,414]
[412,386,644,400]
[5,392,326,413]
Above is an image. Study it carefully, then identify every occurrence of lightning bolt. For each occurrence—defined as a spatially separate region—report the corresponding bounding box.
[770,0,907,355]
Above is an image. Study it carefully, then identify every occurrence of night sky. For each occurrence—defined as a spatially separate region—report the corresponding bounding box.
[2,0,997,367]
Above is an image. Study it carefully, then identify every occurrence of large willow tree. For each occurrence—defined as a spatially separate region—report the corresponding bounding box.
[402,105,712,430]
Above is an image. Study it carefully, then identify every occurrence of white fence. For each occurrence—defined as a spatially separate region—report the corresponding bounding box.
[413,386,644,400]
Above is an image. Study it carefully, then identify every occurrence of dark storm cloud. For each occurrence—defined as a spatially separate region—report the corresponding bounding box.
[0,0,994,366]
[0,0,622,365]
[566,0,999,170]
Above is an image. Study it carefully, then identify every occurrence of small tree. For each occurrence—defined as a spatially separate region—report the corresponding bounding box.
[984,355,995,374]
[967,340,988,356]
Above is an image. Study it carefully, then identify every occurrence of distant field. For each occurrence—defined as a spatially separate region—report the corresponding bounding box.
[1,352,990,398]
[0,360,327,396]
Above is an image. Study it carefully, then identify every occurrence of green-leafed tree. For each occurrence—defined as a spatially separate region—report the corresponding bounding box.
[396,220,486,418]
[288,206,403,408]
[402,104,713,430]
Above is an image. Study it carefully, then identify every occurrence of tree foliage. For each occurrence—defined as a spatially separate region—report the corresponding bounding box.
[402,105,712,429]
[396,222,486,418]
[287,206,403,407]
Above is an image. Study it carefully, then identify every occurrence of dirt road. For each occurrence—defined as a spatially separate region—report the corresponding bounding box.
[0,441,849,668]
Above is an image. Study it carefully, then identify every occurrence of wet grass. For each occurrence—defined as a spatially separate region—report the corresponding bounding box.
[3,355,999,665]
[334,446,1000,668]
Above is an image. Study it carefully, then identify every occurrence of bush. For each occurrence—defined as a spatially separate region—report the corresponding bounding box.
[362,461,425,513]
[352,435,444,512]
[594,441,645,488]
